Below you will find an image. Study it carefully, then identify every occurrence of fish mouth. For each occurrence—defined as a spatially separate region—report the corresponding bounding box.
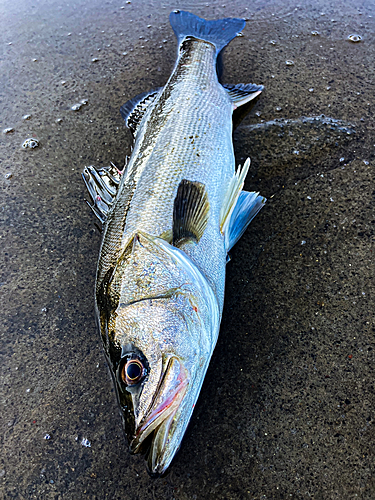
[130,356,189,475]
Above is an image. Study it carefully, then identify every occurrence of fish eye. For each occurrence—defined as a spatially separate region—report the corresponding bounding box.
[121,359,145,386]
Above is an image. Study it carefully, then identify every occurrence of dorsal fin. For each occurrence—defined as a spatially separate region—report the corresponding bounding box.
[120,88,162,136]
[220,158,265,251]
[222,83,264,107]
[173,179,210,246]
[225,191,265,251]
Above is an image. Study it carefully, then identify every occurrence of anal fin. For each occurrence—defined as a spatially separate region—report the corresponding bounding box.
[120,88,162,137]
[173,180,210,246]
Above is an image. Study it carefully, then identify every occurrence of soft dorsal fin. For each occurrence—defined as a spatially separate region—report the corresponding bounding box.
[222,83,264,107]
[173,179,210,246]
[120,88,162,136]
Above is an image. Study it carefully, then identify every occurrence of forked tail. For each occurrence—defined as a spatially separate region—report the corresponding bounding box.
[169,10,246,54]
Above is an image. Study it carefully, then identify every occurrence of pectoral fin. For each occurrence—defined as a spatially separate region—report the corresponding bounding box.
[173,180,210,246]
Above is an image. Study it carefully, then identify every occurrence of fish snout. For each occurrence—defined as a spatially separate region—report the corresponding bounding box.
[130,356,189,475]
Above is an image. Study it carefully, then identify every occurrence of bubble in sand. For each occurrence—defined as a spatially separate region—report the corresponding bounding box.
[348,34,362,43]
[3,127,14,134]
[22,114,32,120]
[91,57,99,62]
[311,31,320,36]
[285,60,294,66]
[71,103,82,111]
[22,138,39,149]
[4,172,12,179]
[269,40,277,45]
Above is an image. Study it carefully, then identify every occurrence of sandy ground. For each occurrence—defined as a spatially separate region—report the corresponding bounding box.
[1,0,374,498]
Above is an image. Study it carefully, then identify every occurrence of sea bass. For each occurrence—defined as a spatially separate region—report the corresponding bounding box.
[82,10,265,476]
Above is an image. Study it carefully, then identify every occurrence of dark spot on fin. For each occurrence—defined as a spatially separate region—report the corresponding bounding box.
[173,179,209,246]
[120,88,162,137]
[223,83,264,106]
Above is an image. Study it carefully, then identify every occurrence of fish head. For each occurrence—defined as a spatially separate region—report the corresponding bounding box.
[99,234,220,475]
[107,290,218,476]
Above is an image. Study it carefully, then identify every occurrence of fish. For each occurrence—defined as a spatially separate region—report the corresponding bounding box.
[82,10,266,476]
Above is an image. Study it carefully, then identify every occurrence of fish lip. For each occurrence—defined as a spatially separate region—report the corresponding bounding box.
[129,356,188,470]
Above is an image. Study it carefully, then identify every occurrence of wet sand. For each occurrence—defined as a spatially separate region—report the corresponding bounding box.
[1,0,374,498]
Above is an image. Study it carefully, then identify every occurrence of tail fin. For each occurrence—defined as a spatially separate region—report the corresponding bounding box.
[169,10,246,54]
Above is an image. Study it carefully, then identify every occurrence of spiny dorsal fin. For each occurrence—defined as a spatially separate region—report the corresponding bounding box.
[220,158,266,251]
[120,88,162,136]
[173,179,210,246]
[220,158,251,235]
[222,83,264,107]
[225,191,266,252]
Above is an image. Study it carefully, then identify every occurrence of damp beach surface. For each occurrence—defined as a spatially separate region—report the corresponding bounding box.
[1,0,374,498]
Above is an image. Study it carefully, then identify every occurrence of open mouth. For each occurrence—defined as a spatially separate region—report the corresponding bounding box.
[129,356,188,474]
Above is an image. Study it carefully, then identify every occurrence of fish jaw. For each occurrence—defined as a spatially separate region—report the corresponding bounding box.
[129,356,189,476]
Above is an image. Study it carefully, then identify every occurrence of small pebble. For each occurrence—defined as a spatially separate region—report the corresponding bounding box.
[22,138,40,149]
[4,172,13,179]
[91,57,99,62]
[44,434,51,440]
[81,438,91,448]
[347,34,362,43]
[285,60,295,66]
[275,106,282,112]
[22,114,32,120]
[3,127,14,134]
